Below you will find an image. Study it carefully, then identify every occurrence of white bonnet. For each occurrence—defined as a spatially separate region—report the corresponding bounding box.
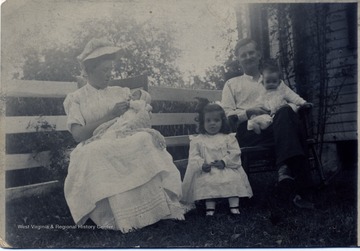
[139,90,151,104]
[77,38,121,64]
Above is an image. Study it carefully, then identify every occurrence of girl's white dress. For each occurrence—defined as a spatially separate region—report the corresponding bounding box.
[181,133,253,203]
[63,84,184,233]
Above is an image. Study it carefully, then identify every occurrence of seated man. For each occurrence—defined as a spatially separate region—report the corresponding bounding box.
[221,38,314,209]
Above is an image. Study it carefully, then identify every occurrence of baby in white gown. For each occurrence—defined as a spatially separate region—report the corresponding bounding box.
[85,89,166,149]
[247,61,312,134]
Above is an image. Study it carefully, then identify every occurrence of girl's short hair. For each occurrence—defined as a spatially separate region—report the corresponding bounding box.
[197,103,231,135]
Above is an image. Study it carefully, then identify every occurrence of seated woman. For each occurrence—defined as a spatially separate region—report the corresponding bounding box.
[63,38,184,233]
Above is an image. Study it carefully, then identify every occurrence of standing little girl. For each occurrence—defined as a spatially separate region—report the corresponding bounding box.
[182,102,253,216]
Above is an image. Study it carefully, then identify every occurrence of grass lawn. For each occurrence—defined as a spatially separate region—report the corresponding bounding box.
[5,167,357,248]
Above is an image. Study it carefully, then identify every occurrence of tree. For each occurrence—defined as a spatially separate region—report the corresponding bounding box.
[21,17,184,87]
[187,23,241,90]
[22,47,80,82]
[190,55,242,90]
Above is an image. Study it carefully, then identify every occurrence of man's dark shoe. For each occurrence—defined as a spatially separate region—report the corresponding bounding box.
[274,178,296,202]
[292,194,315,209]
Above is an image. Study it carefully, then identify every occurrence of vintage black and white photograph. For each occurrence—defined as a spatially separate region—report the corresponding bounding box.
[1,0,358,248]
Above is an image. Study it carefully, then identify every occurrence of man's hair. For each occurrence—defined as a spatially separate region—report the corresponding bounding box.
[259,59,280,74]
[234,38,260,57]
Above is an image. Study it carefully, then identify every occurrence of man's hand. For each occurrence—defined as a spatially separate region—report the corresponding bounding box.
[211,160,225,169]
[246,107,270,118]
[301,102,313,109]
[202,163,211,173]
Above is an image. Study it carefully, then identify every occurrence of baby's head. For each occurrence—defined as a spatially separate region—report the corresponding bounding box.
[131,89,151,105]
[198,103,231,135]
[260,60,281,90]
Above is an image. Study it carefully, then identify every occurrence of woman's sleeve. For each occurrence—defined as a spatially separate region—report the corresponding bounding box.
[63,93,85,132]
[222,133,242,168]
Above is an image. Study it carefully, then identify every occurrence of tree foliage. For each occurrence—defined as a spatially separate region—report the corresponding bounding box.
[22,47,80,82]
[21,17,184,86]
[188,24,240,90]
[190,55,242,90]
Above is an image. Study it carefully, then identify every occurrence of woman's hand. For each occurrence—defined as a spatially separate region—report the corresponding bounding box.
[110,101,130,118]
[246,107,270,119]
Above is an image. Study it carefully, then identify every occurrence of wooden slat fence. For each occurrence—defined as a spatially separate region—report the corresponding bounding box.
[4,79,221,201]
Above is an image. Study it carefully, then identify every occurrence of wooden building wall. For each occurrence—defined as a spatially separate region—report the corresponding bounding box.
[236,3,357,142]
[319,4,357,141]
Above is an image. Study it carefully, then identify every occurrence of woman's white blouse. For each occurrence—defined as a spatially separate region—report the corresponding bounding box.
[63,84,131,131]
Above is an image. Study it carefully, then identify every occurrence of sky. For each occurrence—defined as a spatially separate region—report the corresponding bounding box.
[1,0,240,82]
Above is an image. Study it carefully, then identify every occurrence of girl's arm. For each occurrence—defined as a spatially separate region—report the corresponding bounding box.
[187,138,206,171]
[182,137,207,203]
[221,134,242,168]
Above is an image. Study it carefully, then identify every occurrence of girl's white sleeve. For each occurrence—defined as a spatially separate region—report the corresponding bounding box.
[181,136,204,204]
[187,136,204,170]
[221,134,242,169]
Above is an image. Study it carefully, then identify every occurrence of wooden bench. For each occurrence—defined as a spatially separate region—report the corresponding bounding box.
[4,76,222,201]
[4,75,325,202]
